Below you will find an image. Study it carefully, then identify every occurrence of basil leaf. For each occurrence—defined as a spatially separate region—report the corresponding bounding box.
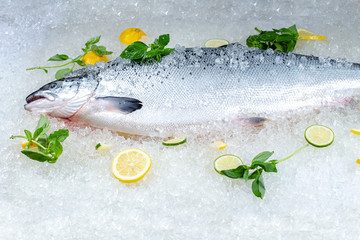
[48,54,69,61]
[55,68,72,80]
[251,151,274,164]
[120,41,148,60]
[144,50,157,59]
[158,34,170,48]
[21,150,53,162]
[252,174,265,199]
[49,129,69,143]
[24,130,32,141]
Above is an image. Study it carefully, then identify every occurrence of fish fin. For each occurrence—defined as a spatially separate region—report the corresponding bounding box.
[95,97,143,114]
[237,117,269,126]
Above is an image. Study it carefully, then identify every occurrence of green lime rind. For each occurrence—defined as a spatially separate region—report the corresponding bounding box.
[162,137,187,146]
[304,124,335,148]
[214,154,243,175]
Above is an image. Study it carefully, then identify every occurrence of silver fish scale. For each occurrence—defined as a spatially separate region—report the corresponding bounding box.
[75,44,360,135]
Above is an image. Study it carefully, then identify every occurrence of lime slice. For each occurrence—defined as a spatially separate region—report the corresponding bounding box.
[305,125,334,148]
[162,137,186,146]
[205,39,229,48]
[350,129,360,135]
[214,154,243,174]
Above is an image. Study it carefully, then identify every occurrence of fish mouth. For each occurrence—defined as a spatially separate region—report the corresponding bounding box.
[24,91,56,112]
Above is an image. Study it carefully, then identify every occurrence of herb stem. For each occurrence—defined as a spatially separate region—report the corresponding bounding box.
[30,140,47,151]
[255,27,262,33]
[275,144,309,164]
[26,60,75,71]
[10,135,27,139]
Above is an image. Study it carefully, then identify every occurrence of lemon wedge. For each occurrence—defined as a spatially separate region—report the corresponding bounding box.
[350,129,360,135]
[112,148,151,183]
[205,39,229,48]
[297,28,326,40]
[119,28,147,45]
[356,159,360,165]
[214,154,243,174]
[21,141,37,149]
[305,125,334,148]
[213,141,227,150]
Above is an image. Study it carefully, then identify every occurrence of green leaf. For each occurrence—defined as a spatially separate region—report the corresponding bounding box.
[51,140,63,158]
[37,134,49,151]
[221,165,249,179]
[161,48,174,55]
[24,130,32,141]
[49,129,69,143]
[43,69,48,74]
[48,54,69,61]
[95,143,101,150]
[33,126,44,140]
[251,151,274,164]
[251,161,278,172]
[21,149,53,162]
[120,41,149,60]
[243,169,249,182]
[55,68,72,80]
[76,60,86,67]
[248,169,263,179]
[158,34,170,47]
[144,50,157,59]
[252,174,265,199]
[86,35,101,47]
[36,114,50,133]
[156,54,161,62]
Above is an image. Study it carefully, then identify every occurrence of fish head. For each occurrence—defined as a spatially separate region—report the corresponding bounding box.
[24,76,97,118]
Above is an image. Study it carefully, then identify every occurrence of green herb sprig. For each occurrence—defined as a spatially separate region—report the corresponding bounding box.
[120,34,174,62]
[246,24,299,52]
[221,144,309,199]
[27,36,112,79]
[10,115,69,163]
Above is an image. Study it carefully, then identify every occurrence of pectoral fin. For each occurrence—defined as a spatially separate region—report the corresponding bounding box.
[95,97,143,114]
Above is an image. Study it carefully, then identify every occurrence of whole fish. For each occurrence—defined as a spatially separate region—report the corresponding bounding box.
[25,44,360,137]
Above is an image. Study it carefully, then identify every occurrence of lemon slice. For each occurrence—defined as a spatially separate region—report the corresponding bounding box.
[214,154,243,174]
[81,52,109,66]
[162,137,186,146]
[21,141,37,149]
[297,28,326,40]
[305,125,334,148]
[205,39,229,48]
[112,148,151,183]
[213,141,227,150]
[119,28,147,45]
[356,159,360,165]
[350,129,360,135]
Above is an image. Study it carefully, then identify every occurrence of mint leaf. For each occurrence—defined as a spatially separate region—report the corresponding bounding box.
[48,54,69,61]
[55,68,72,80]
[33,127,44,140]
[21,150,53,162]
[252,174,265,199]
[248,169,263,179]
[221,165,248,179]
[76,60,86,67]
[251,151,274,164]
[251,161,277,172]
[86,35,101,48]
[243,169,249,182]
[161,48,174,55]
[49,129,69,143]
[120,41,148,60]
[158,34,170,48]
[51,140,63,158]
[24,130,32,141]
[36,114,50,133]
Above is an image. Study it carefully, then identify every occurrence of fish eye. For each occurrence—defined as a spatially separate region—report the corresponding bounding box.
[49,83,57,89]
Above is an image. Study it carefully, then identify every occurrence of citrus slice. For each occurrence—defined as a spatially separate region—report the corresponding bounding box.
[305,125,334,148]
[213,141,227,150]
[119,28,147,45]
[21,141,37,149]
[297,28,326,40]
[350,129,360,135]
[112,148,151,183]
[81,52,109,66]
[205,39,229,48]
[95,143,110,152]
[214,154,243,174]
[162,137,186,146]
[356,159,360,165]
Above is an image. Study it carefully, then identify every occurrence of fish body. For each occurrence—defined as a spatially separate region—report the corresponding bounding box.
[25,44,360,137]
